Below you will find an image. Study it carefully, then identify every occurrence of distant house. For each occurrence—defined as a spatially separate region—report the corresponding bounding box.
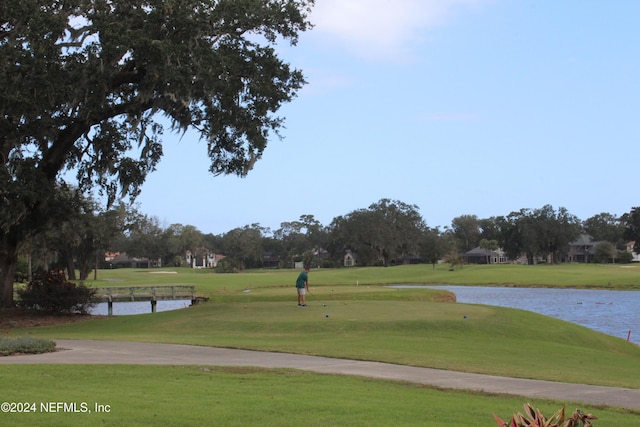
[463,247,508,264]
[186,249,222,268]
[400,254,421,265]
[108,252,160,268]
[104,252,119,262]
[344,250,356,267]
[314,248,330,260]
[566,235,597,263]
[262,252,281,269]
[625,242,640,262]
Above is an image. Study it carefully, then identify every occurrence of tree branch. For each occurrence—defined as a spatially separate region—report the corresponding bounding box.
[40,99,154,180]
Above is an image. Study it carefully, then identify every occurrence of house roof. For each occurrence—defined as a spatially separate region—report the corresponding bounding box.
[464,247,500,257]
[110,252,148,264]
[571,234,595,246]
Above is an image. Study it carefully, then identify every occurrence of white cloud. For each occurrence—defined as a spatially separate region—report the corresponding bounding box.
[310,0,490,61]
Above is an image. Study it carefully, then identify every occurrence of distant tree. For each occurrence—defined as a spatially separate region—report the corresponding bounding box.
[497,206,580,264]
[221,224,266,270]
[273,215,324,267]
[419,227,446,269]
[450,215,480,253]
[444,243,464,271]
[27,188,91,280]
[333,199,426,267]
[54,195,101,281]
[497,210,536,264]
[622,207,640,253]
[326,215,378,266]
[583,212,624,245]
[479,238,499,264]
[478,217,501,242]
[90,205,130,278]
[55,195,127,281]
[0,0,314,306]
[594,241,617,263]
[535,205,581,263]
[124,213,165,265]
[618,250,634,264]
[16,188,125,281]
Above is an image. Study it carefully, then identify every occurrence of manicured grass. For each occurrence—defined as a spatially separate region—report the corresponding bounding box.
[6,264,640,425]
[18,287,640,389]
[83,263,640,294]
[0,365,636,427]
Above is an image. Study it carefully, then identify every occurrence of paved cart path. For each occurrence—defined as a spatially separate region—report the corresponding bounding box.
[1,339,639,410]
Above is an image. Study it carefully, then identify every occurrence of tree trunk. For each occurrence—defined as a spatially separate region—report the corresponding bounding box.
[0,241,19,308]
[78,253,92,281]
[94,251,99,280]
[79,267,91,281]
[62,251,77,280]
[527,253,535,265]
[27,251,32,282]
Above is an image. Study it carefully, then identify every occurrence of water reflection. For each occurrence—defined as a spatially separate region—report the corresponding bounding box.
[391,285,640,345]
[90,300,192,316]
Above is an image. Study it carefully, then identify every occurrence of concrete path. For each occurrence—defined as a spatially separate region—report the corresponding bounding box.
[1,339,639,410]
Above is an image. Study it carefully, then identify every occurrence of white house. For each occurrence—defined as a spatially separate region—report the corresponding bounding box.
[625,242,640,262]
[185,249,222,268]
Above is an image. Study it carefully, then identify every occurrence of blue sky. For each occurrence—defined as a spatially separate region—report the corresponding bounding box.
[135,0,640,235]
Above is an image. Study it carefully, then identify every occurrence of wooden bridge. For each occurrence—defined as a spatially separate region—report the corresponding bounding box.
[94,286,208,315]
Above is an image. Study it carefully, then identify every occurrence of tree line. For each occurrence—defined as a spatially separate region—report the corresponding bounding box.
[2,0,638,310]
[16,194,640,282]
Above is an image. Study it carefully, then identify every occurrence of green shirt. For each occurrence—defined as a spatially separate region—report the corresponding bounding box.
[295,271,308,288]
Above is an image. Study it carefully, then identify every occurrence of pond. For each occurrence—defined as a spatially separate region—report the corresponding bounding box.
[90,300,192,316]
[390,285,640,346]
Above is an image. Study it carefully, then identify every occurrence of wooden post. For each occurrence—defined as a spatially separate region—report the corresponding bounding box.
[151,300,157,313]
[108,300,113,316]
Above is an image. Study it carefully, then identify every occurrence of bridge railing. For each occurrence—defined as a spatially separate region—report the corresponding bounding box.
[94,285,200,315]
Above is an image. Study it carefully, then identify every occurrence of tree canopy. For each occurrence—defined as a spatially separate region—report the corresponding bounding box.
[0,0,314,306]
[328,199,426,267]
[497,205,581,264]
[623,207,640,253]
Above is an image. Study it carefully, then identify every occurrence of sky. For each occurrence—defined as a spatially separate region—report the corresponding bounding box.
[134,0,640,235]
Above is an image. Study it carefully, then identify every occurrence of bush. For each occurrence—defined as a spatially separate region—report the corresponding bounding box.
[215,257,240,273]
[494,403,597,427]
[15,258,29,283]
[0,336,56,356]
[617,251,634,264]
[16,269,97,314]
[318,259,337,268]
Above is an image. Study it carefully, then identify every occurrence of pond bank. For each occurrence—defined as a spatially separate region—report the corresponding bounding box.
[391,285,640,345]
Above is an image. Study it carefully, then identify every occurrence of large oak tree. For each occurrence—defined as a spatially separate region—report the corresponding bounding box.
[0,0,314,306]
[329,199,426,267]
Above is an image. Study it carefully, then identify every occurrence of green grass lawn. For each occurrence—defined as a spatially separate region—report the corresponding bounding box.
[4,264,640,425]
[83,263,640,293]
[20,294,640,389]
[0,365,640,427]
[0,365,636,427]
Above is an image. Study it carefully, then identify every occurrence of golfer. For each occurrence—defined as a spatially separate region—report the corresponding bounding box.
[296,266,310,307]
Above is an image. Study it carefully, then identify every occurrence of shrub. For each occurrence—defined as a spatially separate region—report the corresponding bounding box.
[171,255,186,267]
[0,336,56,356]
[215,257,240,273]
[15,258,29,283]
[617,251,634,264]
[494,403,597,427]
[16,269,97,314]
